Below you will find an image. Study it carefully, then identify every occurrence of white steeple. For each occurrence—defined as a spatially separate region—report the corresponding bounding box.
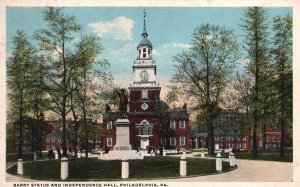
[132,10,158,87]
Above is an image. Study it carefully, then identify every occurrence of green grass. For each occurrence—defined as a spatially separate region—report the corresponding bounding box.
[7,157,234,180]
[6,152,48,162]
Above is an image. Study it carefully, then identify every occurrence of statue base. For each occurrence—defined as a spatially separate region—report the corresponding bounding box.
[114,118,132,150]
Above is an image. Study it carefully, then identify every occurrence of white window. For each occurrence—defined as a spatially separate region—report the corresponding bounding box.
[231,137,234,141]
[237,137,241,141]
[215,136,219,141]
[242,143,246,149]
[272,137,276,142]
[170,137,176,146]
[243,136,247,141]
[107,121,112,130]
[278,137,281,142]
[142,90,148,99]
[226,137,230,141]
[259,140,263,147]
[107,138,112,147]
[170,120,176,129]
[221,137,225,141]
[237,143,241,149]
[180,136,185,145]
[179,120,185,128]
[273,144,276,149]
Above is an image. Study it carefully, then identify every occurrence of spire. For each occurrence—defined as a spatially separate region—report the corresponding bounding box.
[143,9,146,32]
[142,9,148,38]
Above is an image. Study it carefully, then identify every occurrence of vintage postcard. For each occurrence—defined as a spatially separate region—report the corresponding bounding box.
[1,0,299,187]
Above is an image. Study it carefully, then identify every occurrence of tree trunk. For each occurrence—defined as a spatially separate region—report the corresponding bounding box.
[17,121,23,158]
[262,123,266,151]
[62,112,68,157]
[82,100,89,158]
[207,123,214,156]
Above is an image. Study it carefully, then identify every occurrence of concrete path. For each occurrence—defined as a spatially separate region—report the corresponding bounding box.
[5,159,293,182]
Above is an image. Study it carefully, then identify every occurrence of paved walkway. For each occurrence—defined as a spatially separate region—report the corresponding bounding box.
[5,159,293,182]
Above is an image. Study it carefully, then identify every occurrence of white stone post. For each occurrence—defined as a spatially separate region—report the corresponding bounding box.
[77,152,81,158]
[33,153,37,161]
[163,147,166,156]
[201,151,205,158]
[121,159,129,179]
[229,152,235,167]
[180,154,187,177]
[17,159,23,175]
[216,152,222,172]
[60,157,68,180]
[55,151,59,160]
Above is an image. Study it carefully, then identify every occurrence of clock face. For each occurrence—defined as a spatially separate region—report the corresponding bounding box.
[140,70,150,82]
[141,103,149,110]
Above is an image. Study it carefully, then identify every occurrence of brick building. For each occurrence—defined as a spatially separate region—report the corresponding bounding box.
[190,109,285,151]
[102,12,189,151]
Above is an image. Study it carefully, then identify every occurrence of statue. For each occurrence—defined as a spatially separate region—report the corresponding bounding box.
[117,89,128,112]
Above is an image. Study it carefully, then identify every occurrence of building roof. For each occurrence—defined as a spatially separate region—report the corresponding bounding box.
[137,38,153,49]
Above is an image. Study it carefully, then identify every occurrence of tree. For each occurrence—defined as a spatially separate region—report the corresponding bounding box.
[172,24,239,155]
[34,8,80,157]
[7,30,36,158]
[241,7,270,157]
[71,34,110,158]
[271,14,292,158]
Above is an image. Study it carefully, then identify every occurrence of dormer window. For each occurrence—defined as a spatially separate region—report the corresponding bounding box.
[143,48,146,52]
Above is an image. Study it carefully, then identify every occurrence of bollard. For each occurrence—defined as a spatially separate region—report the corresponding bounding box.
[216,152,222,172]
[55,152,59,160]
[180,154,187,176]
[121,159,129,179]
[60,157,68,180]
[33,153,37,161]
[163,147,166,156]
[78,152,81,158]
[229,152,235,167]
[183,150,186,157]
[17,159,23,175]
[201,152,205,158]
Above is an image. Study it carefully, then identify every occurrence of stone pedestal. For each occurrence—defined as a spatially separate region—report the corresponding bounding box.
[60,157,68,180]
[229,152,235,167]
[216,152,222,172]
[114,119,132,150]
[17,159,23,175]
[55,152,59,160]
[180,155,187,177]
[121,159,129,179]
[33,153,37,161]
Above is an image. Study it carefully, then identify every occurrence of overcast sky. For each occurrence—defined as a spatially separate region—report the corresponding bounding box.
[6,7,292,97]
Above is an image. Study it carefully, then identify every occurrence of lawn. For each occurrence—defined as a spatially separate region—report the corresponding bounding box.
[6,152,48,162]
[7,157,233,180]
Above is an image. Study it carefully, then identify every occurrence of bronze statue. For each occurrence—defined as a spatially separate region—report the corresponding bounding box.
[117,89,128,112]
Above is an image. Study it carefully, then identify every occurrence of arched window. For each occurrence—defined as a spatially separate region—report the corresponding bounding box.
[143,48,146,52]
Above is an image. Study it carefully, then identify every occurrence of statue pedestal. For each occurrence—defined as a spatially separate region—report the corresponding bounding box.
[114,119,132,150]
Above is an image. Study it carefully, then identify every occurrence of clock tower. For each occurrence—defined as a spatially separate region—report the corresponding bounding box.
[102,10,190,152]
[129,10,161,113]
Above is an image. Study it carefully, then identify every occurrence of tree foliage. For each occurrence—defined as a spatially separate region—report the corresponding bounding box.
[7,30,36,158]
[271,14,292,157]
[172,24,239,155]
[241,7,270,157]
